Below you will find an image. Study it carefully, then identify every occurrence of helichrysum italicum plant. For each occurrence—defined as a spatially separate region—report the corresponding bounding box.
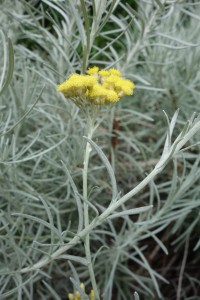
[1,0,200,299]
[57,66,135,300]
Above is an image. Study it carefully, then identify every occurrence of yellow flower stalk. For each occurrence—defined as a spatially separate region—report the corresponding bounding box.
[59,67,135,300]
[57,66,135,109]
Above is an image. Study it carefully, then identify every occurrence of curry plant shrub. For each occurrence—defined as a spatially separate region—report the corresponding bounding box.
[0,0,200,299]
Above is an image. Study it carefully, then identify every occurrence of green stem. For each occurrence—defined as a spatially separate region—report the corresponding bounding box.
[83,118,100,300]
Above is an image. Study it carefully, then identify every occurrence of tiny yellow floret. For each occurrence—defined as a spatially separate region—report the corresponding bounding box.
[68,283,95,300]
[87,66,99,75]
[89,289,95,300]
[75,291,81,300]
[80,283,85,292]
[68,293,74,300]
[109,68,121,76]
[98,70,110,77]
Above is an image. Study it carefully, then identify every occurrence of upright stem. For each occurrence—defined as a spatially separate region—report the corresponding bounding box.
[83,117,100,300]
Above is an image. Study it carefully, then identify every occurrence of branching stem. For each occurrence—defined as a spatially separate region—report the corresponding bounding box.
[82,118,100,299]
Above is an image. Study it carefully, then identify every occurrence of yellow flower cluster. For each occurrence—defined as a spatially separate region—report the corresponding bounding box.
[68,283,95,300]
[57,66,135,106]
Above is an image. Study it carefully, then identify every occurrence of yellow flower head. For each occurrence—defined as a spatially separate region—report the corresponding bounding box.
[103,75,135,97]
[57,67,135,107]
[57,74,97,98]
[88,84,119,104]
[68,283,95,300]
[88,84,107,104]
